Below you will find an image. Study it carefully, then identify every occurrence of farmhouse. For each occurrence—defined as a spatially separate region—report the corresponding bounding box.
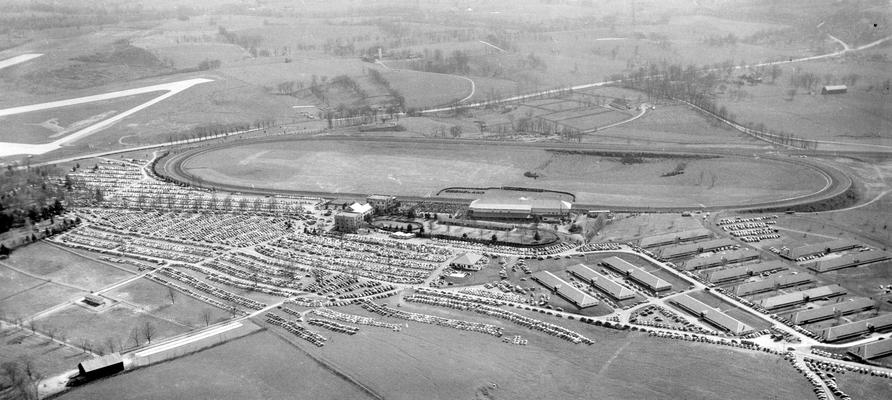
[734,273,815,296]
[659,238,738,259]
[567,263,636,301]
[849,338,892,360]
[78,353,124,380]
[706,261,788,284]
[450,253,484,271]
[758,285,846,311]
[807,251,891,273]
[531,271,599,308]
[467,197,572,220]
[682,249,760,271]
[819,313,892,342]
[792,297,875,325]
[821,85,847,95]
[639,229,713,248]
[669,294,751,335]
[780,239,860,260]
[334,211,363,233]
[600,256,671,292]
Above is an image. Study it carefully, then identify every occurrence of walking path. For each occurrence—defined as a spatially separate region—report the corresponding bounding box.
[0,53,42,70]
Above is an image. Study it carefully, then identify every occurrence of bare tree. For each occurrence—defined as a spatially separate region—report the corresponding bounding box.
[167,286,177,304]
[200,309,213,327]
[130,327,141,347]
[105,337,117,355]
[142,321,157,344]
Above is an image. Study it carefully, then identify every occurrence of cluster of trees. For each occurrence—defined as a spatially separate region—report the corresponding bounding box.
[217,26,264,57]
[702,33,739,47]
[1,166,67,235]
[197,59,222,70]
[428,125,463,139]
[330,75,368,98]
[367,69,405,109]
[402,49,472,75]
[1,358,40,400]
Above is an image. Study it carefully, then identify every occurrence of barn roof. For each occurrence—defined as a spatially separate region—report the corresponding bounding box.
[79,353,123,373]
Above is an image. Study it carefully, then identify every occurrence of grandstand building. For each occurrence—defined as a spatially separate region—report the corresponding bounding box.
[706,261,788,284]
[532,271,599,308]
[567,264,636,301]
[792,298,875,325]
[600,256,671,292]
[638,229,713,248]
[669,294,751,335]
[758,285,846,311]
[468,197,572,220]
[734,273,815,296]
[682,249,760,271]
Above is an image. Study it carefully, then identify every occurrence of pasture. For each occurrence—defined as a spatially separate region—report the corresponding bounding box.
[0,324,90,377]
[176,138,829,208]
[280,302,813,400]
[0,281,87,320]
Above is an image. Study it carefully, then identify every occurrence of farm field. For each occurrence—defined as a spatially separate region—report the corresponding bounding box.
[2,242,134,291]
[716,61,892,147]
[104,278,232,328]
[57,330,377,400]
[176,138,830,208]
[382,70,472,109]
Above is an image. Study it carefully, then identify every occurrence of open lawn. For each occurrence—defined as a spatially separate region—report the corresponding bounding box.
[0,264,44,300]
[595,213,708,242]
[58,330,376,400]
[178,138,829,208]
[0,282,87,319]
[3,242,134,291]
[834,372,892,400]
[105,278,232,328]
[256,302,815,400]
[37,303,188,351]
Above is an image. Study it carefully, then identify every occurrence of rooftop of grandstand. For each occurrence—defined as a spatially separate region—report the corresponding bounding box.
[532,271,599,308]
[848,338,892,360]
[659,238,738,259]
[793,298,875,325]
[639,229,713,248]
[808,251,891,272]
[735,273,815,296]
[669,293,751,335]
[758,285,846,310]
[820,313,892,342]
[600,256,671,291]
[706,261,788,283]
[567,264,636,300]
[782,239,860,260]
[682,249,761,271]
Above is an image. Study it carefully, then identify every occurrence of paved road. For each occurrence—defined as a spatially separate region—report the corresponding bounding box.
[0,78,213,157]
[0,53,42,70]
